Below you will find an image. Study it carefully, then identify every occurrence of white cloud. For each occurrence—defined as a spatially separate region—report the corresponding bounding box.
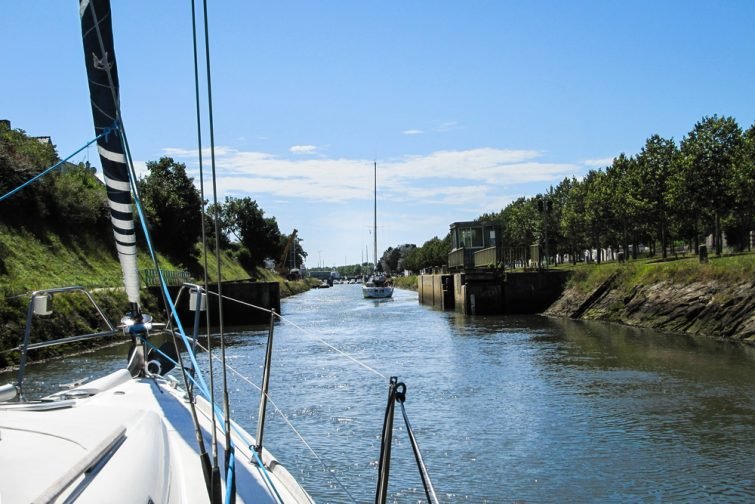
[402,129,424,135]
[289,145,318,154]
[164,146,582,207]
[584,157,614,168]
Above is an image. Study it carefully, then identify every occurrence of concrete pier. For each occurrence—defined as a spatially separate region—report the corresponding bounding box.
[418,270,570,315]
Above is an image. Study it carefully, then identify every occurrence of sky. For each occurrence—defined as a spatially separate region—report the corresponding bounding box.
[3,1,754,268]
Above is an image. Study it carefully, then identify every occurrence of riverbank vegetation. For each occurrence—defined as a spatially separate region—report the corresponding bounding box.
[0,123,313,365]
[558,252,755,294]
[546,252,755,342]
[379,115,753,275]
[482,115,753,263]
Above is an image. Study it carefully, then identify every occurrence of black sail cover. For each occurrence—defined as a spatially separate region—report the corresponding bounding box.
[80,0,140,307]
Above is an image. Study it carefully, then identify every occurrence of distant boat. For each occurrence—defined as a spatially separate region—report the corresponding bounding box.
[362,162,394,299]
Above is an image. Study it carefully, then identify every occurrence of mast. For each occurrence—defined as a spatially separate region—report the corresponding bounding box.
[373,161,377,274]
[80,0,140,313]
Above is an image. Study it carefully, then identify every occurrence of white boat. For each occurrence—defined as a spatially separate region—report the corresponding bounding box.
[0,2,312,502]
[362,275,394,299]
[362,162,394,299]
[0,342,310,503]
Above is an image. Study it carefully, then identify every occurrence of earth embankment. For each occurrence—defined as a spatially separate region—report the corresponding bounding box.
[545,257,755,342]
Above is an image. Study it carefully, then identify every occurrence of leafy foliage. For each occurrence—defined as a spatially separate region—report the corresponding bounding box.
[0,122,58,228]
[402,235,451,272]
[218,196,283,270]
[137,157,203,266]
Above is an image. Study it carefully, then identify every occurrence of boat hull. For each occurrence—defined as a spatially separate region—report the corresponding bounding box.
[362,286,394,299]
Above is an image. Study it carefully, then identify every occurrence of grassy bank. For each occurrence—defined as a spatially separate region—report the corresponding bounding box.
[554,251,755,296]
[0,225,316,366]
[393,275,418,291]
[545,251,755,341]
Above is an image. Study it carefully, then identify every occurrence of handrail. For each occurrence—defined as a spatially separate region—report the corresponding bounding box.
[19,330,120,352]
[31,425,126,504]
[14,286,118,400]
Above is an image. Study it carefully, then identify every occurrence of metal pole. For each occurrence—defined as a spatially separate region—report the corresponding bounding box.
[255,308,276,453]
[374,162,377,273]
[375,377,398,504]
[15,295,37,401]
[544,198,549,270]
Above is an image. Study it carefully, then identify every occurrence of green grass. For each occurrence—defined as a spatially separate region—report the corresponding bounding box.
[0,225,195,297]
[194,245,251,282]
[0,225,320,364]
[393,275,418,290]
[558,251,755,295]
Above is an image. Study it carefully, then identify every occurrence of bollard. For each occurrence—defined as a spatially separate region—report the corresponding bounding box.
[699,245,708,264]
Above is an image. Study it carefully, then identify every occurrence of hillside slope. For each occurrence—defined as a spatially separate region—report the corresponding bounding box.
[0,225,313,366]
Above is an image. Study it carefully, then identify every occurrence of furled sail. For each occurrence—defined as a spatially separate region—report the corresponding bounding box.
[80,0,140,307]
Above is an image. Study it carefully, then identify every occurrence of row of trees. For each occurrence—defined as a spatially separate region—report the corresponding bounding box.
[382,115,754,272]
[483,115,754,263]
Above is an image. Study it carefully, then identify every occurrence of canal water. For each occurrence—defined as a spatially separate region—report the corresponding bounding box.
[6,284,755,502]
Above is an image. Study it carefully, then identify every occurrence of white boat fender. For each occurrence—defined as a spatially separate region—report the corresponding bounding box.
[0,383,18,402]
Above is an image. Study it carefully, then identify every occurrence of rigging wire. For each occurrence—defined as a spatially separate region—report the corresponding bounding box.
[189,0,221,495]
[191,338,356,503]
[201,290,388,381]
[199,0,235,492]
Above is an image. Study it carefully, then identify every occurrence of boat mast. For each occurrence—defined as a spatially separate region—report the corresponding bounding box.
[373,161,377,274]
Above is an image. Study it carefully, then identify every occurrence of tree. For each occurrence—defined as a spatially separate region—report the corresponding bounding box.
[500,197,539,248]
[679,116,744,255]
[379,244,417,274]
[724,122,755,251]
[635,135,678,257]
[50,163,108,231]
[137,157,203,265]
[582,170,611,262]
[558,177,588,263]
[221,196,282,269]
[0,123,58,228]
[380,246,401,274]
[402,236,450,272]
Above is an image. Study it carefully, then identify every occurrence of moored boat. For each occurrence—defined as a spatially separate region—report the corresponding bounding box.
[362,162,394,300]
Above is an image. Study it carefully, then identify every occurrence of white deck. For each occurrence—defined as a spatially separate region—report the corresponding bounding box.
[0,369,312,503]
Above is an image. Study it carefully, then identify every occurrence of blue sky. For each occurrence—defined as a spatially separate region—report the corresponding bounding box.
[3,1,754,268]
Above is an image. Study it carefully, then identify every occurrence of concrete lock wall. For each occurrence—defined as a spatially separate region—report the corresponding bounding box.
[503,271,570,313]
[420,270,569,315]
[150,280,281,327]
[453,272,502,315]
[418,274,454,310]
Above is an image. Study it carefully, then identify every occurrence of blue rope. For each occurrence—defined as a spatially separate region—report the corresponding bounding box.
[0,126,116,203]
[252,449,285,504]
[225,451,236,504]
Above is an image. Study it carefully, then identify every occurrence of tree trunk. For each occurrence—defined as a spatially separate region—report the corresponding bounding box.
[661,219,667,259]
[715,211,722,256]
